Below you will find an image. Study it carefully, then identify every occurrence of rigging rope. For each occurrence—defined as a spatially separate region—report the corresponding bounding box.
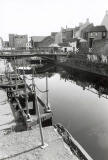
[25,76,48,93]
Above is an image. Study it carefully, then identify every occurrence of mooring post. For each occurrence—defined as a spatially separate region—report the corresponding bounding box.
[32,67,47,148]
[23,60,29,120]
[46,72,48,107]
[14,58,18,95]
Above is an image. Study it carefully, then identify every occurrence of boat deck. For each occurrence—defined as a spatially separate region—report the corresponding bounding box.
[0,126,79,160]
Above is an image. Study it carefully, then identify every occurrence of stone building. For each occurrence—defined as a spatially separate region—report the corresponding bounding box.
[9,34,28,49]
[86,26,107,48]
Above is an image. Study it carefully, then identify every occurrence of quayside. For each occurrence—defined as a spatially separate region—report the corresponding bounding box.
[0,58,93,160]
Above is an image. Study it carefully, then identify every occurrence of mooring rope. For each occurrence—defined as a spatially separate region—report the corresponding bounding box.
[29,83,48,93]
[25,76,48,93]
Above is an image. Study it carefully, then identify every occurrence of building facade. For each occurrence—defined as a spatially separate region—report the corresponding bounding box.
[0,37,3,50]
[86,26,107,48]
[55,27,74,44]
[31,36,54,49]
[9,34,28,49]
[101,10,108,30]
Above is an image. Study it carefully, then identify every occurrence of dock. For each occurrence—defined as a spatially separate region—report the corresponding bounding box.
[0,90,15,131]
[0,58,93,160]
[0,126,79,160]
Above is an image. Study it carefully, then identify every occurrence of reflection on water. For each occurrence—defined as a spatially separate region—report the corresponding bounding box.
[9,59,108,160]
[29,64,108,160]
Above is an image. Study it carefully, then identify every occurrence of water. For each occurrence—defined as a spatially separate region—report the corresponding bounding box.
[1,57,108,160]
[32,66,108,160]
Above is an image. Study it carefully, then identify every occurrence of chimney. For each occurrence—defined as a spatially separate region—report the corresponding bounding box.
[86,18,89,23]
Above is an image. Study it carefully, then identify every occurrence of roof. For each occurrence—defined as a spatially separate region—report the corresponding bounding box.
[49,43,60,47]
[31,36,46,42]
[101,11,108,30]
[78,38,87,42]
[87,25,107,32]
[59,42,70,47]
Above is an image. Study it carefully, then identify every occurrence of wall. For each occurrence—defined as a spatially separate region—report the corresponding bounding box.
[37,36,54,47]
[88,32,103,40]
[62,29,73,42]
[55,32,62,44]
[0,38,3,50]
[9,34,28,49]
[14,35,28,49]
[92,39,108,55]
[9,34,15,48]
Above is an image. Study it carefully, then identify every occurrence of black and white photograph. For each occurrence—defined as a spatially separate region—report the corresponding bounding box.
[0,0,108,159]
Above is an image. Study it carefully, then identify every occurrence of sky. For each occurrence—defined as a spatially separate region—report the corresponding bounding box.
[0,0,108,40]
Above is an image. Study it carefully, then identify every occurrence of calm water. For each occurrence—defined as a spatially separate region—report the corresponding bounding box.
[3,58,108,160]
[32,66,108,160]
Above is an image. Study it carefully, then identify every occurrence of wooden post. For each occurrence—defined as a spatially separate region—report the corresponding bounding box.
[23,60,29,118]
[14,58,18,94]
[46,72,48,107]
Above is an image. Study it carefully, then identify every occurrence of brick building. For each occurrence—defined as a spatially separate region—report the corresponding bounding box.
[86,26,107,48]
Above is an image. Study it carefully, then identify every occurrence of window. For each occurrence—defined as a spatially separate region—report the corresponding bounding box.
[102,32,106,39]
[90,32,93,36]
[95,32,98,36]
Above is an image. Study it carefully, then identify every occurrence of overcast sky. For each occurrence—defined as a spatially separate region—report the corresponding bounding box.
[0,0,108,40]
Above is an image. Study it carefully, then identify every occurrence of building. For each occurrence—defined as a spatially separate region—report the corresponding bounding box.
[31,36,46,48]
[74,19,91,38]
[9,34,28,49]
[3,41,9,48]
[55,27,74,44]
[86,25,107,48]
[80,23,94,40]
[0,37,3,50]
[51,32,58,40]
[9,34,15,48]
[31,36,54,49]
[101,10,108,30]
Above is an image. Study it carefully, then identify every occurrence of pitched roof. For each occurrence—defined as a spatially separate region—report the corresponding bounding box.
[31,36,46,42]
[87,25,107,32]
[101,11,108,30]
[59,42,70,47]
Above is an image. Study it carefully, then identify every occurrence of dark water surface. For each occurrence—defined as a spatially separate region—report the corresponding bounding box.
[14,57,108,160]
[30,65,108,160]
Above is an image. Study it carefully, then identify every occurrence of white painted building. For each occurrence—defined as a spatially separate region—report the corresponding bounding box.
[101,11,108,30]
